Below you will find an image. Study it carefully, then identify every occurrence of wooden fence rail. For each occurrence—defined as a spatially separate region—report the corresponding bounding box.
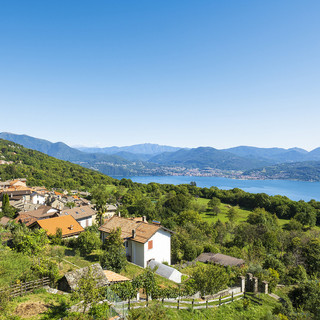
[125,292,244,311]
[0,277,50,298]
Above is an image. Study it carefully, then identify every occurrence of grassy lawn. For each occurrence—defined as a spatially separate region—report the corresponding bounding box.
[194,198,291,227]
[128,293,280,320]
[121,262,178,288]
[193,198,252,224]
[105,184,117,193]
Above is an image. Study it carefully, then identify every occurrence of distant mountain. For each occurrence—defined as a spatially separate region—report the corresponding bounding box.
[3,132,320,180]
[308,147,320,160]
[244,161,320,181]
[149,147,271,171]
[222,146,311,163]
[113,151,154,162]
[0,132,128,164]
[78,143,182,155]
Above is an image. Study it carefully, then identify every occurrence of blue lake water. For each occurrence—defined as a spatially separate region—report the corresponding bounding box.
[116,176,320,202]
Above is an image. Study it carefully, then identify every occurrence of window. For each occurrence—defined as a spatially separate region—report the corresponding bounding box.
[148,240,153,250]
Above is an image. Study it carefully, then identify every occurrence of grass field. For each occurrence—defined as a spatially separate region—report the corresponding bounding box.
[120,262,178,288]
[194,198,291,227]
[128,293,281,320]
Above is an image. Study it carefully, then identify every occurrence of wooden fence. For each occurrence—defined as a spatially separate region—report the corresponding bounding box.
[126,291,244,310]
[0,277,50,298]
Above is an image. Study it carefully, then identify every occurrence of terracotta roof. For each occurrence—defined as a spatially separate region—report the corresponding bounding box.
[21,206,57,218]
[0,216,12,226]
[35,215,84,237]
[195,252,245,267]
[1,186,33,193]
[98,216,167,244]
[103,270,130,283]
[15,213,38,226]
[59,206,96,221]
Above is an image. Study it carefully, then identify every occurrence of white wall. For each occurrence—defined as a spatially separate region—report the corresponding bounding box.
[143,229,171,267]
[132,241,145,267]
[31,194,45,205]
[77,216,92,228]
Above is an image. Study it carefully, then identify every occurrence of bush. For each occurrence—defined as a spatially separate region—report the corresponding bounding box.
[76,230,101,256]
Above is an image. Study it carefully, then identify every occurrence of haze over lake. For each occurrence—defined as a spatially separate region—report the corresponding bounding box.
[118,176,320,202]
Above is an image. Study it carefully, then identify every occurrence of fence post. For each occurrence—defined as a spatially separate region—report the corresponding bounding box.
[177,299,180,310]
[232,292,234,302]
[206,299,208,309]
[192,299,194,310]
[219,295,221,306]
[128,299,130,310]
[162,298,164,304]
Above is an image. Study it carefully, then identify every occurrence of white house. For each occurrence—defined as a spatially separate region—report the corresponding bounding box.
[98,216,173,268]
[59,206,97,228]
[30,192,46,205]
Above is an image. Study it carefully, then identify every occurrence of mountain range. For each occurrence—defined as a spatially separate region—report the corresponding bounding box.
[1,132,320,181]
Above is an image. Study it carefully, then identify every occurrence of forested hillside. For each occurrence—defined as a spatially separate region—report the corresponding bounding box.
[244,161,320,181]
[0,139,116,190]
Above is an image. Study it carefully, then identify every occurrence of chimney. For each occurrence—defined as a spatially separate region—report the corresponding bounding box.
[142,216,147,222]
[70,225,73,230]
[132,229,136,238]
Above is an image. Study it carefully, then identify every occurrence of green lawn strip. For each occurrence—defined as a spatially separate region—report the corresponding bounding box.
[105,185,117,193]
[195,198,291,228]
[128,294,280,319]
[120,262,178,288]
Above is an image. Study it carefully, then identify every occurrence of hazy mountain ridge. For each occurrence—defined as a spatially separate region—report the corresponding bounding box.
[77,143,182,155]
[2,132,320,180]
[222,146,313,163]
[149,147,271,170]
[244,161,320,181]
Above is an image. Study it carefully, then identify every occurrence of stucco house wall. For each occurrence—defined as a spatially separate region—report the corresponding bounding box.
[144,228,171,267]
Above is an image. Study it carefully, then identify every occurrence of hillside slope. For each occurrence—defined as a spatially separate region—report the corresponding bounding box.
[244,161,320,181]
[149,147,271,170]
[0,139,116,190]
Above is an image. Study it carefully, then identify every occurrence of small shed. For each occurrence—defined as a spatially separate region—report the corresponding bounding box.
[58,263,108,292]
[103,270,130,284]
[148,260,182,284]
[195,252,245,267]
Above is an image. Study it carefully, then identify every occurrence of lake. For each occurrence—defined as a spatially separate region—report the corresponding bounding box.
[116,176,320,201]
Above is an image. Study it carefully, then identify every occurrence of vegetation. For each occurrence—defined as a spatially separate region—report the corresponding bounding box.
[1,142,320,318]
[0,139,116,190]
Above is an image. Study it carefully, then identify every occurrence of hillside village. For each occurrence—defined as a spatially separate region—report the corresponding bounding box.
[0,143,320,320]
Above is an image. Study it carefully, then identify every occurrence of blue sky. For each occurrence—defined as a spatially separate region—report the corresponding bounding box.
[1,1,319,150]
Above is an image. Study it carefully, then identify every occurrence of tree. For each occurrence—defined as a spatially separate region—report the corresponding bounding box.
[111,281,137,301]
[1,193,15,218]
[303,238,320,276]
[226,206,239,222]
[208,197,221,210]
[12,228,49,256]
[134,267,158,306]
[91,186,110,225]
[51,228,63,245]
[289,280,320,317]
[76,230,101,256]
[72,266,104,315]
[100,228,127,272]
[294,209,316,228]
[190,264,229,296]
